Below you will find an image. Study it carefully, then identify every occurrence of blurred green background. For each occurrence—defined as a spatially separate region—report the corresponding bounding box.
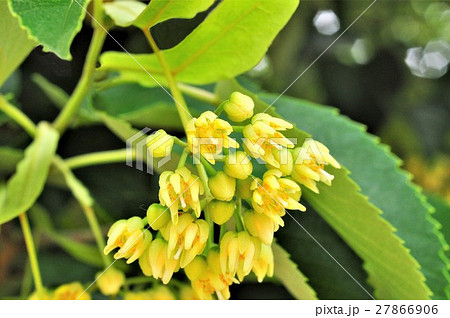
[0,0,449,299]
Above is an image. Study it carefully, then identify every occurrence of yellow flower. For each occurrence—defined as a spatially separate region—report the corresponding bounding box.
[266,148,294,176]
[208,171,236,201]
[243,114,294,167]
[160,213,209,268]
[186,111,239,164]
[252,243,274,283]
[53,282,90,300]
[291,140,341,193]
[159,167,204,224]
[138,238,180,284]
[146,129,174,158]
[243,210,277,245]
[224,151,253,180]
[104,217,152,264]
[223,91,254,122]
[146,203,171,230]
[250,169,305,226]
[219,231,261,281]
[185,251,238,300]
[95,267,125,296]
[207,200,235,225]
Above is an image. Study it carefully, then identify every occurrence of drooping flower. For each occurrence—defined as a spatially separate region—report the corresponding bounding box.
[219,231,261,281]
[160,213,209,268]
[138,238,180,284]
[243,114,294,167]
[53,282,91,300]
[104,217,152,264]
[185,250,238,300]
[223,91,254,122]
[159,167,204,224]
[252,243,274,283]
[291,139,341,193]
[243,210,277,245]
[95,267,125,296]
[186,111,239,164]
[179,284,201,300]
[266,148,294,176]
[250,169,306,226]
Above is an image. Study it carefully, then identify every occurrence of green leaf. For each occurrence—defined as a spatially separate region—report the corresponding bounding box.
[216,80,431,299]
[100,0,299,86]
[272,242,317,300]
[103,0,146,27]
[0,122,59,225]
[8,0,90,60]
[267,94,450,300]
[428,195,450,297]
[0,1,36,87]
[133,0,214,29]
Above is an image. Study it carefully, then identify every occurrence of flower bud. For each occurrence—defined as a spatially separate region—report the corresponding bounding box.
[223,92,254,122]
[224,151,253,180]
[146,129,174,158]
[208,200,235,225]
[243,210,276,245]
[236,177,253,199]
[95,267,125,296]
[147,203,170,230]
[184,256,208,281]
[208,171,236,201]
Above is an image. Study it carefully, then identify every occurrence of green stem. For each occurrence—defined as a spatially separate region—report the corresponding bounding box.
[174,137,188,147]
[177,148,189,169]
[142,29,191,129]
[83,205,110,267]
[178,83,220,106]
[200,157,217,176]
[231,125,244,133]
[0,95,36,137]
[53,27,107,132]
[19,213,44,298]
[195,163,212,197]
[214,101,227,116]
[234,198,244,231]
[65,149,130,170]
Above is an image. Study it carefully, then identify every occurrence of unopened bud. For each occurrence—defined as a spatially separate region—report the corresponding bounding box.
[223,92,254,122]
[146,130,174,158]
[147,203,170,230]
[208,172,236,201]
[208,200,235,225]
[224,151,253,180]
[236,177,253,199]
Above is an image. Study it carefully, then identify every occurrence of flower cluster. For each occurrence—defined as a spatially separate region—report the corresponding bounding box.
[103,91,340,299]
